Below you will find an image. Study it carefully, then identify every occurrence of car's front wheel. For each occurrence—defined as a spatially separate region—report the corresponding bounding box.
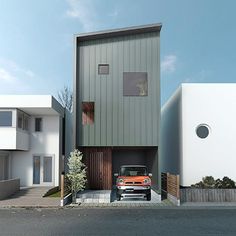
[146,192,151,201]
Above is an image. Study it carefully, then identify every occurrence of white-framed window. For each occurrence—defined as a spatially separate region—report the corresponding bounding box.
[33,155,54,185]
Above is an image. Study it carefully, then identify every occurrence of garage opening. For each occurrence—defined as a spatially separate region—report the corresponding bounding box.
[82,147,158,190]
[112,147,158,188]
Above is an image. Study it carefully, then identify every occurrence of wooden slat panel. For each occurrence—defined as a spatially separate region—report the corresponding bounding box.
[83,147,112,190]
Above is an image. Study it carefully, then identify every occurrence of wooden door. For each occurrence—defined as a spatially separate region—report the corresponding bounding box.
[84,148,112,190]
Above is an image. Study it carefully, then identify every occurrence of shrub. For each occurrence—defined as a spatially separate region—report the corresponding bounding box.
[221,176,236,189]
[191,176,236,189]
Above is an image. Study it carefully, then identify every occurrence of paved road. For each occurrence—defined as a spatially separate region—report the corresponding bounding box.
[1,207,236,235]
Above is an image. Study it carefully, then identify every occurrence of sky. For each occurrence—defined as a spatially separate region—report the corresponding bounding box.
[0,0,236,104]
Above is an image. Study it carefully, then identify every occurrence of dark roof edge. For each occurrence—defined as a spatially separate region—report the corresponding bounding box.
[75,23,162,42]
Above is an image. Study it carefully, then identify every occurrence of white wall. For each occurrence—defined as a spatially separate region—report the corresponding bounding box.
[11,115,61,187]
[181,84,236,186]
[160,88,182,183]
[0,109,29,150]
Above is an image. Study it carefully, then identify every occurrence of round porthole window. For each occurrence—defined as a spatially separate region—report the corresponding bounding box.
[196,124,210,139]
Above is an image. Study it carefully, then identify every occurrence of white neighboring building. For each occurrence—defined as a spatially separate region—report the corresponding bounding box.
[161,83,236,187]
[0,95,65,187]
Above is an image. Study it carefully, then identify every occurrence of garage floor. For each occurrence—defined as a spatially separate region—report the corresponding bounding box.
[111,189,161,204]
[76,189,161,205]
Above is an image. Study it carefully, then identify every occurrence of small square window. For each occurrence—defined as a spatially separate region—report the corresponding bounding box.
[82,102,94,125]
[35,118,42,132]
[98,64,109,75]
[123,72,148,96]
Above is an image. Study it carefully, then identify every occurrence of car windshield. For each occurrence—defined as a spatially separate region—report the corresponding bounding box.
[120,167,147,176]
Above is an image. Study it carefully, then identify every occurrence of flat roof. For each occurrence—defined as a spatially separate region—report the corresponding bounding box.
[0,95,64,116]
[75,23,162,42]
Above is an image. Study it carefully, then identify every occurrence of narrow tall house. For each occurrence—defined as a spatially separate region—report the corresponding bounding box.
[74,23,162,189]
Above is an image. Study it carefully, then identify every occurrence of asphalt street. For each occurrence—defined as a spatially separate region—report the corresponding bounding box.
[0,207,236,235]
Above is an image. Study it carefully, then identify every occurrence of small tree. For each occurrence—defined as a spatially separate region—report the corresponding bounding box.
[67,149,87,203]
[57,86,73,112]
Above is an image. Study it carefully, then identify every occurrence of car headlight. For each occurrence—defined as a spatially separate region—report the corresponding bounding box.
[117,178,124,185]
[143,178,151,184]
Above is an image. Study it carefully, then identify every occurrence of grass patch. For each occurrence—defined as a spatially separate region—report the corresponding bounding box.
[47,191,61,197]
[47,191,71,198]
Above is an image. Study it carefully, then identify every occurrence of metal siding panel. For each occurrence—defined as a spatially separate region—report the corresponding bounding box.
[146,34,153,145]
[129,36,136,146]
[78,32,160,147]
[112,39,118,144]
[157,35,160,146]
[95,42,101,145]
[118,39,124,145]
[78,45,84,146]
[134,36,141,146]
[152,35,160,145]
[83,45,90,145]
[123,36,130,146]
[106,39,113,146]
[140,34,147,146]
[89,44,96,145]
[100,40,107,146]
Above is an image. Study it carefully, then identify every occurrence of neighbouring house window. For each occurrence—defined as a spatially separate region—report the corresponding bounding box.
[18,111,29,131]
[123,72,148,96]
[98,64,109,75]
[23,115,29,131]
[0,111,12,127]
[196,124,210,139]
[18,112,23,129]
[82,102,94,125]
[35,118,42,132]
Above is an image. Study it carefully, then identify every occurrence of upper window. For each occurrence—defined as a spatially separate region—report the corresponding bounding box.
[196,124,210,139]
[18,112,23,129]
[98,64,109,75]
[18,110,29,131]
[123,72,148,96]
[24,115,29,131]
[82,102,94,125]
[0,111,12,127]
[35,118,42,132]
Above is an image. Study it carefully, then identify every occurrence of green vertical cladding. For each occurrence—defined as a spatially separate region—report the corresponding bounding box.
[77,31,160,147]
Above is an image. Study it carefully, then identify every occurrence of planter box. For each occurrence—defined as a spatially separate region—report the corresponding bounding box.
[180,188,236,202]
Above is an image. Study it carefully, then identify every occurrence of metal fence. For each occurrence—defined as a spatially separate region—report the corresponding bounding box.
[181,188,236,202]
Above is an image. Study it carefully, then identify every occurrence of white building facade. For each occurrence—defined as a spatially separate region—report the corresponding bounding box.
[161,84,236,186]
[0,95,64,187]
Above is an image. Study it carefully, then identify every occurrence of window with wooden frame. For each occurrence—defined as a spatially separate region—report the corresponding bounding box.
[82,102,94,125]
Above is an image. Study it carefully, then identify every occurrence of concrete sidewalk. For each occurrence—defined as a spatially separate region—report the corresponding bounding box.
[0,187,60,208]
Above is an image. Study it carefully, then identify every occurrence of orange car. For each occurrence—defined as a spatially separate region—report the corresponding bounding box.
[114,165,152,201]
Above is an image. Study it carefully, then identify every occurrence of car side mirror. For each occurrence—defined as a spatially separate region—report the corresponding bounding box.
[148,173,152,177]
[114,173,118,177]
